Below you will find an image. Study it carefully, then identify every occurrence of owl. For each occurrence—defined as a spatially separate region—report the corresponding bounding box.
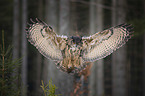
[26,18,133,74]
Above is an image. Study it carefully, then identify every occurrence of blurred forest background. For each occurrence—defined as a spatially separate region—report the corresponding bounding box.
[0,0,145,96]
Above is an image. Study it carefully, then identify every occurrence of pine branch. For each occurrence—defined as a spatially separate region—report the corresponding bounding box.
[0,30,21,96]
[40,80,61,96]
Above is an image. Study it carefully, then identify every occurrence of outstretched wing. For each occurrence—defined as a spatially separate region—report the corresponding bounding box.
[82,24,133,62]
[26,18,67,61]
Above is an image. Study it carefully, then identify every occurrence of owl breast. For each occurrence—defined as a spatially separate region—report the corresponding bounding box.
[58,36,84,73]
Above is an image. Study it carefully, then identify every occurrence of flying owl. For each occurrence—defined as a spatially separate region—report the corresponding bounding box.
[26,18,133,74]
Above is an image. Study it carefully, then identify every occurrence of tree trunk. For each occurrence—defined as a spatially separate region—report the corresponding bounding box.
[112,0,116,26]
[45,0,59,86]
[143,0,145,96]
[58,0,73,95]
[96,0,104,95]
[112,0,127,96]
[35,0,43,95]
[13,0,20,62]
[89,0,97,95]
[21,0,27,95]
[59,0,70,36]
[70,1,77,36]
[13,0,20,87]
[89,0,104,96]
[42,0,57,84]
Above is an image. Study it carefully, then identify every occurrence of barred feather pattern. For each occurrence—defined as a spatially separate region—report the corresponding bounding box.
[26,18,133,74]
[26,19,63,61]
[82,24,133,62]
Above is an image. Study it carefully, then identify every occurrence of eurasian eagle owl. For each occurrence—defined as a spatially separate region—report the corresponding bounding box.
[26,18,133,74]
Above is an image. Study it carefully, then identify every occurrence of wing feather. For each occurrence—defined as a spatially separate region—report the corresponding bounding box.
[82,24,133,62]
[26,18,66,61]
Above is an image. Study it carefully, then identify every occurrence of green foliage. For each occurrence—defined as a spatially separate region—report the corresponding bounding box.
[0,30,21,96]
[40,80,61,96]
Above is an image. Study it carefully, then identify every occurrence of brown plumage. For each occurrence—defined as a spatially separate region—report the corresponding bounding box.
[26,18,133,74]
